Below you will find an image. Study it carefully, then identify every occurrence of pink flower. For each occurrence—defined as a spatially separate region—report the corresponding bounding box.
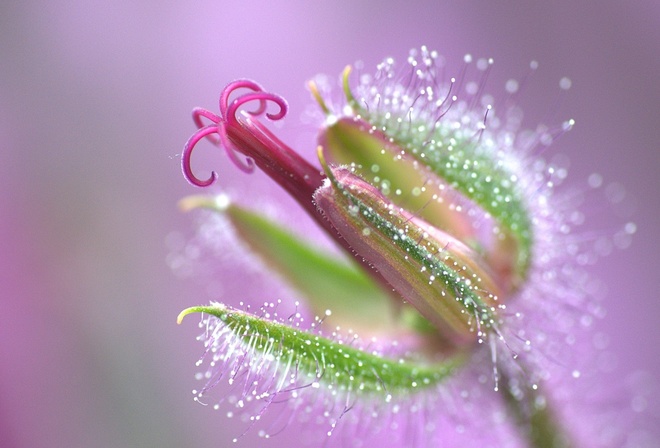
[178,47,633,447]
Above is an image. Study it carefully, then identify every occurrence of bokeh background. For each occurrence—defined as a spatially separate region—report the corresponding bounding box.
[1,1,659,447]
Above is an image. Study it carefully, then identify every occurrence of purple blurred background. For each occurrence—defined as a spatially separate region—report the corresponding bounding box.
[1,1,658,446]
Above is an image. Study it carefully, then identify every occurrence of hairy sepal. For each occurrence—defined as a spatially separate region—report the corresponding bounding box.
[320,118,477,257]
[178,304,461,399]
[336,68,533,291]
[314,166,504,348]
[179,194,402,334]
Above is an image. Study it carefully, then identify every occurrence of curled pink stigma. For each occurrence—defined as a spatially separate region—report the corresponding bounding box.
[219,80,268,117]
[225,92,287,126]
[181,80,289,187]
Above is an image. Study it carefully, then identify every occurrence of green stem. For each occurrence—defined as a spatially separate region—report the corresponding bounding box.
[500,371,572,448]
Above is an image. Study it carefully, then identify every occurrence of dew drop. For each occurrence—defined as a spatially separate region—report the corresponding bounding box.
[588,173,603,188]
[505,79,519,94]
[559,77,572,90]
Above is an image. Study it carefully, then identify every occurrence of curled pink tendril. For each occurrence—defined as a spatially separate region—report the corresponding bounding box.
[182,80,289,187]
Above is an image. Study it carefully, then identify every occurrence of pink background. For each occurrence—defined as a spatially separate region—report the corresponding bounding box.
[1,1,658,446]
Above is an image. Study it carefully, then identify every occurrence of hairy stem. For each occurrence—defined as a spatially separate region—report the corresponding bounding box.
[501,371,572,448]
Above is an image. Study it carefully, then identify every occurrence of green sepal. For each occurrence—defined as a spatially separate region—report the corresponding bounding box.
[314,166,503,347]
[321,118,478,252]
[333,70,533,290]
[179,195,398,333]
[178,303,463,395]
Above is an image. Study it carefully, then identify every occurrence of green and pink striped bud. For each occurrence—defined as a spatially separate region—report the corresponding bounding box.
[314,157,505,348]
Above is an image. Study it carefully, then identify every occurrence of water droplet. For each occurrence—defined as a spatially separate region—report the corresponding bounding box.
[505,79,519,94]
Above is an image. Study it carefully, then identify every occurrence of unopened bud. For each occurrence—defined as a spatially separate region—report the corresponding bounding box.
[314,159,504,347]
[313,67,532,294]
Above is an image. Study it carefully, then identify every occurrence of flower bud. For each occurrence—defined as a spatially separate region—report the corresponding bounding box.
[313,67,532,295]
[314,160,504,347]
[177,47,610,447]
[320,117,477,257]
